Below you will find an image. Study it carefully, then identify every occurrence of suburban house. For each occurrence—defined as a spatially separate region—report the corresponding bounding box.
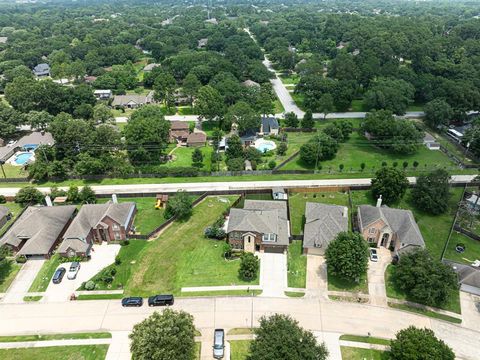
[59,201,136,257]
[33,63,51,77]
[260,116,279,135]
[169,121,190,142]
[303,203,349,255]
[111,91,154,108]
[187,132,207,147]
[357,203,425,253]
[143,63,160,72]
[0,205,11,229]
[445,260,480,296]
[0,131,54,162]
[272,187,287,200]
[0,205,76,258]
[424,133,440,150]
[197,38,208,48]
[94,89,112,100]
[240,130,257,146]
[226,200,290,253]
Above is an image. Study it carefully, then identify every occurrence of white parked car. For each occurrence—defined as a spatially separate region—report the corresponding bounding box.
[6,140,17,147]
[369,248,378,262]
[67,261,81,280]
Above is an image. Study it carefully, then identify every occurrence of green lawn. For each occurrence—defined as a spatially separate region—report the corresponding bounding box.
[339,335,391,346]
[180,290,262,297]
[341,346,389,360]
[0,332,111,342]
[98,197,168,234]
[195,342,201,360]
[28,254,64,292]
[283,132,460,174]
[285,291,305,297]
[125,196,258,296]
[274,98,284,113]
[443,231,480,265]
[0,345,109,360]
[291,93,305,110]
[328,272,368,294]
[165,146,213,171]
[0,202,24,236]
[1,164,28,179]
[0,260,22,293]
[388,302,462,324]
[177,106,195,115]
[287,241,307,288]
[385,264,461,314]
[288,191,350,235]
[80,240,148,291]
[349,99,366,112]
[23,296,42,302]
[279,73,300,85]
[230,340,251,360]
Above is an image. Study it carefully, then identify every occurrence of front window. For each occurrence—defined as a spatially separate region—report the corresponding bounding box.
[262,233,277,242]
[368,228,376,234]
[113,223,120,230]
[368,237,376,243]
[114,231,121,240]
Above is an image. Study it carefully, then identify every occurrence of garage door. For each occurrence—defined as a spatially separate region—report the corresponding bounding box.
[264,246,285,254]
[307,247,324,256]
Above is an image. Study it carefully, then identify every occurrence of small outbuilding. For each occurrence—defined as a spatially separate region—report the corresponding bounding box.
[187,132,207,147]
[272,187,287,200]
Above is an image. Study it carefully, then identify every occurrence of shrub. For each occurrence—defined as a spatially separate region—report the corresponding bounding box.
[0,195,6,203]
[360,163,366,171]
[85,280,96,290]
[115,255,121,265]
[15,186,44,205]
[276,142,288,156]
[239,252,259,281]
[402,161,408,169]
[204,226,226,240]
[16,255,27,263]
[339,164,344,172]
[413,161,419,168]
[268,160,277,169]
[121,240,130,246]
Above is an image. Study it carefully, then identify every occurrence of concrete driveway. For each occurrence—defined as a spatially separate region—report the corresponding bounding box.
[306,255,327,297]
[259,252,287,298]
[460,292,480,331]
[2,258,44,304]
[43,243,120,303]
[367,247,391,307]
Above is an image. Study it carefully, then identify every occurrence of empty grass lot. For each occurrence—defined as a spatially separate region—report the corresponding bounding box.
[165,146,213,171]
[340,346,389,360]
[230,340,251,360]
[287,241,307,288]
[126,196,259,296]
[288,191,350,235]
[0,345,109,360]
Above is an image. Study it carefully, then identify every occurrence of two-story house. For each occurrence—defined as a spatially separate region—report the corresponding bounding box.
[226,200,289,253]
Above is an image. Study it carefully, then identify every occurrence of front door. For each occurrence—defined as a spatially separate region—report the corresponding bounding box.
[243,234,255,253]
[380,233,389,247]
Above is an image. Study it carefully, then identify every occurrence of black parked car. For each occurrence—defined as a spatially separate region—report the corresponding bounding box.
[148,294,174,307]
[121,297,143,307]
[52,267,66,284]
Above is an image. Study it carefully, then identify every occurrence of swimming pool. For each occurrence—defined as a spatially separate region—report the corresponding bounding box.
[22,144,38,151]
[14,152,34,165]
[254,138,277,152]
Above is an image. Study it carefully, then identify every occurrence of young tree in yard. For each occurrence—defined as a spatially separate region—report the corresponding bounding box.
[248,314,328,360]
[239,252,259,281]
[284,112,299,128]
[165,191,193,220]
[93,103,114,124]
[79,186,96,204]
[390,326,454,360]
[15,186,44,206]
[317,94,335,119]
[225,135,244,160]
[424,99,453,129]
[277,142,288,156]
[325,232,369,282]
[195,85,225,122]
[191,148,204,169]
[301,110,314,129]
[227,157,245,171]
[130,309,196,360]
[412,169,451,215]
[371,167,409,205]
[299,133,339,167]
[322,123,344,142]
[392,249,457,307]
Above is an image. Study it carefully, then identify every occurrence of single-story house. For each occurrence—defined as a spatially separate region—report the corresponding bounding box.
[357,203,425,253]
[187,132,207,147]
[111,91,154,108]
[94,89,112,100]
[424,132,440,150]
[84,75,97,83]
[445,260,480,296]
[261,116,279,135]
[303,203,348,255]
[143,63,160,72]
[33,63,50,77]
[60,201,136,256]
[272,187,287,200]
[0,205,12,229]
[240,130,257,146]
[169,121,190,142]
[0,205,76,258]
[226,200,290,253]
[197,38,208,48]
[466,193,480,213]
[242,80,260,88]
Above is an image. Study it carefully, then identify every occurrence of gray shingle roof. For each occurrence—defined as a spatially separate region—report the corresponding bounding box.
[0,205,76,256]
[261,117,279,133]
[33,63,50,75]
[58,237,91,254]
[63,202,135,240]
[303,203,348,249]
[358,205,425,248]
[227,200,289,246]
[111,92,153,106]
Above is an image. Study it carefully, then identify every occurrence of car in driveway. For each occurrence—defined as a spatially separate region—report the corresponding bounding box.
[52,267,66,284]
[370,248,378,262]
[121,297,143,307]
[67,261,81,280]
[148,294,174,307]
[213,329,225,359]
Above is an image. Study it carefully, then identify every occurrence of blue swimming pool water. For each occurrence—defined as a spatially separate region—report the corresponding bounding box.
[15,152,33,165]
[256,142,276,152]
[22,144,38,151]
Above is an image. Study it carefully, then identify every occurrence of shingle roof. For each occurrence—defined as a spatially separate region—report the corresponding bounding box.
[63,202,135,240]
[187,132,206,144]
[242,80,260,87]
[33,63,50,75]
[358,205,425,248]
[170,121,189,130]
[58,237,91,254]
[444,260,480,288]
[227,200,289,246]
[17,131,54,147]
[143,63,160,71]
[261,117,279,133]
[303,203,348,249]
[111,92,153,106]
[0,206,76,256]
[0,205,10,219]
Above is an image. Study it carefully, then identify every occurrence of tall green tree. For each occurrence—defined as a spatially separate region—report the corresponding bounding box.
[424,99,453,129]
[284,112,299,128]
[317,93,335,119]
[301,110,314,129]
[412,169,451,215]
[182,72,201,107]
[130,309,196,360]
[299,133,339,167]
[225,102,260,134]
[165,191,193,220]
[195,85,225,122]
[191,148,204,169]
[15,186,44,206]
[371,167,409,205]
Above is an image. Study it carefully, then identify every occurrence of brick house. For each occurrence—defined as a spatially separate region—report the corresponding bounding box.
[187,132,207,147]
[357,204,425,254]
[58,201,136,257]
[226,200,290,253]
[169,121,190,142]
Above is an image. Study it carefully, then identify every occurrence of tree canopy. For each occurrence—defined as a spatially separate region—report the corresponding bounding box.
[371,167,409,205]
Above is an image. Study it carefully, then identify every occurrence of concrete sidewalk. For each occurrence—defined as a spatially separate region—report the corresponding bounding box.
[2,259,44,304]
[339,339,390,351]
